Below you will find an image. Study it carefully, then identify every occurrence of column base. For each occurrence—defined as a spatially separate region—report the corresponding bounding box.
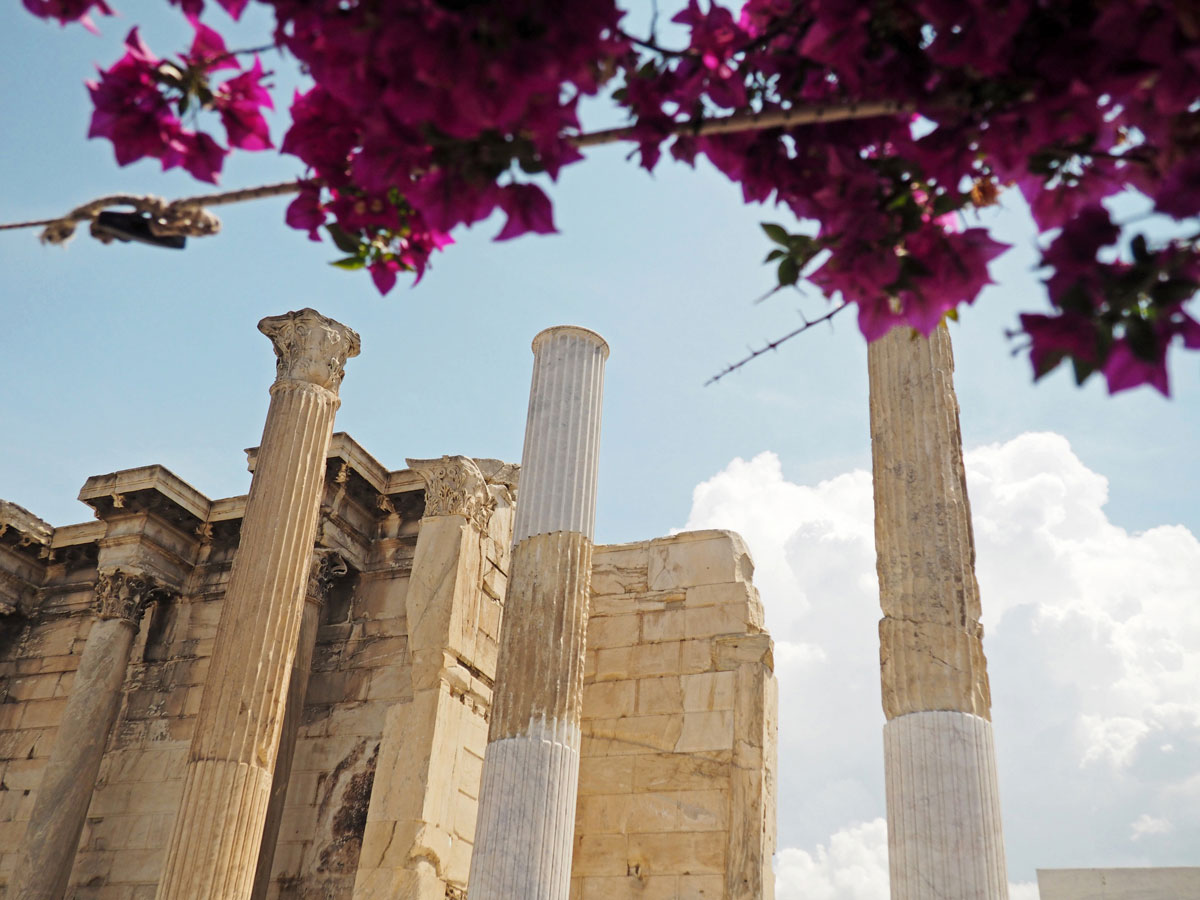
[468,718,580,900]
[883,710,1008,900]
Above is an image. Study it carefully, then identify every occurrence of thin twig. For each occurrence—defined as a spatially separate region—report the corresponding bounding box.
[573,98,910,148]
[0,99,909,237]
[705,302,849,385]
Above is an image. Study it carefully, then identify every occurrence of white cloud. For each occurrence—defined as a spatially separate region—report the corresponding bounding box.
[775,819,889,900]
[684,433,1200,886]
[1130,813,1173,841]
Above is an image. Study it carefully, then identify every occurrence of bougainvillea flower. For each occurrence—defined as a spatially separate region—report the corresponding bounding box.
[23,0,111,31]
[495,184,557,241]
[285,186,326,241]
[1019,312,1099,378]
[185,16,239,72]
[214,57,273,150]
[1103,339,1169,396]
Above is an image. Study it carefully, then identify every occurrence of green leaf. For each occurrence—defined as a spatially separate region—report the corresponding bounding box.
[761,223,790,246]
[326,223,362,255]
[777,256,799,287]
[1150,278,1199,307]
[764,249,785,263]
[330,256,365,271]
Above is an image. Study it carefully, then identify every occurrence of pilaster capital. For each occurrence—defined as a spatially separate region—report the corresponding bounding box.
[258,308,361,393]
[407,456,493,528]
[306,549,348,606]
[93,568,171,627]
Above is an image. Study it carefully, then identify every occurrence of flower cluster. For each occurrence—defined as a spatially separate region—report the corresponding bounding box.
[24,0,1200,391]
[84,16,272,182]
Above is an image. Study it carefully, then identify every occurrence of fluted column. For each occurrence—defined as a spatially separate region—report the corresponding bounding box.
[868,324,1007,900]
[11,570,169,900]
[156,308,359,900]
[468,326,608,900]
[251,549,346,899]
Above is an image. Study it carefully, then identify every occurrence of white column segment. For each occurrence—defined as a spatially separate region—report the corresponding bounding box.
[512,326,608,543]
[884,711,1008,900]
[470,719,582,900]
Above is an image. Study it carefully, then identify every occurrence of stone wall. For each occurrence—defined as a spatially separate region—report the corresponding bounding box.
[0,448,776,900]
[574,530,777,900]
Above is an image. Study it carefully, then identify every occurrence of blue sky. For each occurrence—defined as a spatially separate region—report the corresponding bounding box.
[2,4,1198,895]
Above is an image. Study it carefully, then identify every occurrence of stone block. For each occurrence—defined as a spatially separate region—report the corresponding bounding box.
[684,604,754,640]
[681,672,735,713]
[635,677,682,716]
[633,753,730,793]
[586,715,683,754]
[629,643,682,679]
[593,646,632,682]
[641,609,686,643]
[580,875,678,900]
[627,831,725,875]
[646,531,754,592]
[577,757,635,796]
[625,791,683,833]
[587,614,641,649]
[673,790,728,832]
[577,793,633,834]
[678,874,724,898]
[572,833,628,877]
[675,711,734,753]
[583,679,637,719]
[712,635,773,672]
[589,542,650,597]
[20,697,66,729]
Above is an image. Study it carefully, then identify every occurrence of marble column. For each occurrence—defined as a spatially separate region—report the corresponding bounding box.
[868,324,1008,900]
[156,308,359,900]
[251,549,346,899]
[11,569,168,900]
[468,326,608,900]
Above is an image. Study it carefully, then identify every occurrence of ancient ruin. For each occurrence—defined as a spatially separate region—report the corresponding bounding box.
[0,311,777,899]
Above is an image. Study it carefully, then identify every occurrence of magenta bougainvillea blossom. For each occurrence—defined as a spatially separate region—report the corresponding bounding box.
[84,18,272,182]
[25,0,1200,395]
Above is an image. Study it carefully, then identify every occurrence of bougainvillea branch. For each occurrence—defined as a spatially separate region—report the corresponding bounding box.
[17,0,1200,395]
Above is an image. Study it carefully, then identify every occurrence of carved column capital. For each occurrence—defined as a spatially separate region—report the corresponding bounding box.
[407,456,494,528]
[305,549,348,606]
[93,569,170,627]
[258,308,361,393]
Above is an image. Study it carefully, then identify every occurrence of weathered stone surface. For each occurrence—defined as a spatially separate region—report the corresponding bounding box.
[1037,867,1200,899]
[647,530,755,593]
[573,534,776,900]
[868,325,989,720]
[879,617,991,719]
[868,325,1006,900]
[470,325,607,900]
[155,309,358,900]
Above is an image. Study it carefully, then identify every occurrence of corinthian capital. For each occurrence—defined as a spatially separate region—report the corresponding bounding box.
[306,548,348,606]
[258,308,361,392]
[407,456,493,527]
[93,569,170,626]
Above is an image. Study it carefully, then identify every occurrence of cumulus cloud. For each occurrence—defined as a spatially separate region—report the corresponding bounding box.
[1130,814,1173,841]
[683,433,1200,892]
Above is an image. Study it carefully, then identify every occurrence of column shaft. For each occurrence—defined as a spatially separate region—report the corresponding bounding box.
[251,551,344,898]
[156,309,358,900]
[11,570,162,900]
[868,324,1007,900]
[468,326,607,900]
